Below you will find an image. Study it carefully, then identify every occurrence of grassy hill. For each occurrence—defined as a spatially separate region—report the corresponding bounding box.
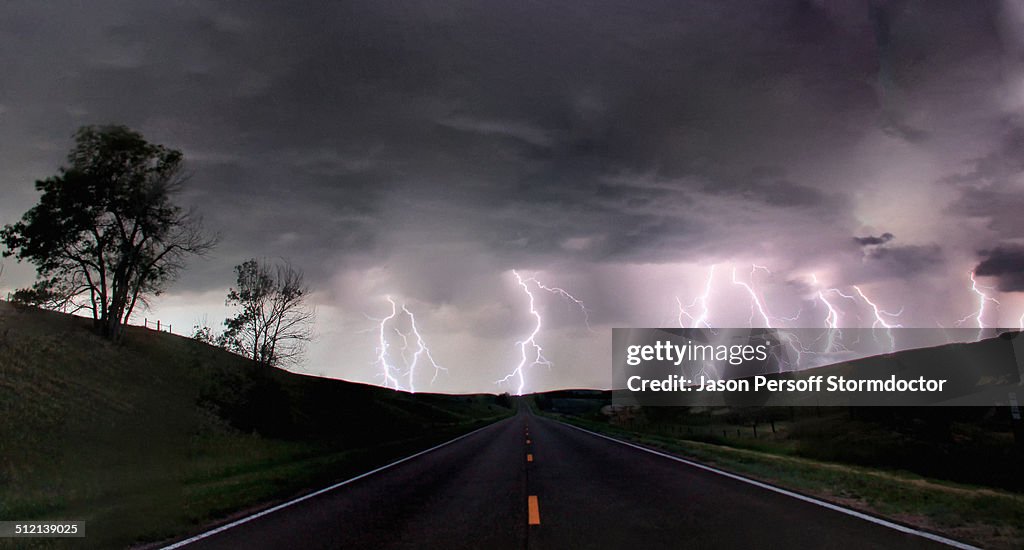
[0,301,512,548]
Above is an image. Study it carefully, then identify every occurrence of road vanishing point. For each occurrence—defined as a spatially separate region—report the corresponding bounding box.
[165,407,971,550]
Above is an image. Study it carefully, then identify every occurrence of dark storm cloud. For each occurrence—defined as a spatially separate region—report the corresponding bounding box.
[975,246,1024,292]
[0,0,1010,293]
[847,232,944,279]
[0,0,904,291]
[949,125,1024,184]
[3,0,1022,390]
[863,244,944,277]
[944,124,1024,240]
[855,232,895,246]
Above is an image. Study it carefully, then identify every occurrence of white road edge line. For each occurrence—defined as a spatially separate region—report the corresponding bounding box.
[161,419,505,549]
[558,421,978,550]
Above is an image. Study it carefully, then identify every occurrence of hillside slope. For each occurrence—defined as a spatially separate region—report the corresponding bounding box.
[0,301,511,548]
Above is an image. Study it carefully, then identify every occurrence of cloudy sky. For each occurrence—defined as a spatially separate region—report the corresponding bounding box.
[3,0,1024,393]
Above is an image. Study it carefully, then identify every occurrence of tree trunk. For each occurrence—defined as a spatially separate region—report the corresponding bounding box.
[101,315,122,341]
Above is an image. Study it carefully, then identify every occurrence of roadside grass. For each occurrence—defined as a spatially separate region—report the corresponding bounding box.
[547,412,1024,549]
[0,302,511,548]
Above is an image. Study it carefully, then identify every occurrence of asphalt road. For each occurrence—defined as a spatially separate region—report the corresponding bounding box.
[176,408,956,549]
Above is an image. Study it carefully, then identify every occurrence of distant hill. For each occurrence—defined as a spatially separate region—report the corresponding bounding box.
[0,301,511,548]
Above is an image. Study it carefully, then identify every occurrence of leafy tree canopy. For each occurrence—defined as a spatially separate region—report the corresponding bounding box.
[1,125,215,340]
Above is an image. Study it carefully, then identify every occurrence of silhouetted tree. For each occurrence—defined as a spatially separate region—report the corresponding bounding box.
[191,323,218,345]
[221,258,314,367]
[10,278,90,314]
[1,125,216,340]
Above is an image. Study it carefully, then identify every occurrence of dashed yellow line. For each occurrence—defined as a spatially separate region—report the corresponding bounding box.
[528,495,541,525]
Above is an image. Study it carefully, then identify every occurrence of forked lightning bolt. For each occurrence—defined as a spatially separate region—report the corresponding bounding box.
[956,271,999,341]
[852,286,902,351]
[496,271,592,394]
[402,305,448,391]
[530,277,595,332]
[496,270,551,395]
[374,297,405,390]
[731,265,773,328]
[678,265,716,329]
[810,273,843,353]
[372,297,446,392]
[811,274,839,329]
[709,264,803,371]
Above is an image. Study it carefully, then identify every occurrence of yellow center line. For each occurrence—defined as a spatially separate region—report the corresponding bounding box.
[528,495,541,525]
[527,453,534,462]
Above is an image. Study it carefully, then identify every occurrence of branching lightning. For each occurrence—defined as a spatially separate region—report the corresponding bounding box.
[530,278,595,332]
[677,265,716,329]
[731,265,773,328]
[374,297,405,390]
[496,270,551,395]
[809,273,845,353]
[402,305,448,391]
[365,258,1010,393]
[811,274,839,329]
[496,270,591,394]
[728,264,809,372]
[956,271,1000,341]
[371,297,446,392]
[852,285,902,351]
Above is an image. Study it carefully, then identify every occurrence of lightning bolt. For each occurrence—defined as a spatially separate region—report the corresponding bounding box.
[729,264,811,372]
[371,297,446,392]
[496,270,551,395]
[677,265,716,329]
[374,296,405,390]
[810,273,843,353]
[811,274,840,329]
[852,285,902,351]
[956,271,999,341]
[672,265,722,379]
[529,276,595,332]
[732,265,773,328]
[402,304,447,392]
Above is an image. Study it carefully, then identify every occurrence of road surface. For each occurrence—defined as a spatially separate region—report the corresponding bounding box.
[172,408,959,549]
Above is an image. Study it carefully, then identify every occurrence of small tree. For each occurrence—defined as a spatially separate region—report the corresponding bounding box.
[191,323,217,345]
[221,258,314,368]
[1,125,216,340]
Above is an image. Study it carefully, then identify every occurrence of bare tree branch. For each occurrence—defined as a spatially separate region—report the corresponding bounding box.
[221,258,314,368]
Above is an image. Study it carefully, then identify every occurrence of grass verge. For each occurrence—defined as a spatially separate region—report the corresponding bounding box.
[546,412,1024,549]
